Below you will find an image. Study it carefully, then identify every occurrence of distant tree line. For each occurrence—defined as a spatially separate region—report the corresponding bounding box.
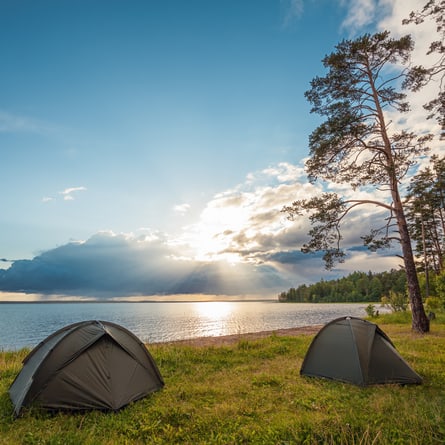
[278,269,407,303]
[278,155,445,307]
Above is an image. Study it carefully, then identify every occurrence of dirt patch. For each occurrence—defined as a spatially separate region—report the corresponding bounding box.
[152,325,322,348]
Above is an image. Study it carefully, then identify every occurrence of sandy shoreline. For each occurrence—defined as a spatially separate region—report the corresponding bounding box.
[152,325,322,348]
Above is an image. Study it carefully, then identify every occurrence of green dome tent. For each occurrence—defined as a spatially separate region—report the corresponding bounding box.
[9,320,164,416]
[300,316,422,386]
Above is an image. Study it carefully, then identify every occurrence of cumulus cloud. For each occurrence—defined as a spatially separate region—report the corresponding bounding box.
[6,3,433,300]
[340,0,443,160]
[173,163,316,263]
[173,203,191,215]
[166,163,401,289]
[184,163,395,257]
[378,0,443,155]
[340,0,392,35]
[0,161,403,299]
[0,230,289,298]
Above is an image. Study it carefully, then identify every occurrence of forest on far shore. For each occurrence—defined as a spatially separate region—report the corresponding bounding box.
[278,269,407,303]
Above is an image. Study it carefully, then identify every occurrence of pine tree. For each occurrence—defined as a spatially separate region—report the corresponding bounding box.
[283,32,431,332]
[404,0,445,136]
[406,155,445,275]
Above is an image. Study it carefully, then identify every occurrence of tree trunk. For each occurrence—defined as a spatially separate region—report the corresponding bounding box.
[367,61,430,333]
[391,175,430,332]
[398,208,430,333]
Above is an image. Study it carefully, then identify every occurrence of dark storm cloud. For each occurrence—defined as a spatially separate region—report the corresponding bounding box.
[0,232,290,298]
[0,163,403,300]
[266,250,323,264]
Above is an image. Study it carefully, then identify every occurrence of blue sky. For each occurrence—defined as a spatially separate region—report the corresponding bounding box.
[0,0,441,300]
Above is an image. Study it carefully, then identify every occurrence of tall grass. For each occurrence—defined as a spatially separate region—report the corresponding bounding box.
[1,317,444,444]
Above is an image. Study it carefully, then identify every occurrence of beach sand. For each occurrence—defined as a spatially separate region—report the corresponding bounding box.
[153,325,321,348]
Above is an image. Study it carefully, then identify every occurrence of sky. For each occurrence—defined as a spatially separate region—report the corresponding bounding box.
[0,0,442,300]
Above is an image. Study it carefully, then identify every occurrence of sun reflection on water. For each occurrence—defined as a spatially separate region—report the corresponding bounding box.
[192,301,235,320]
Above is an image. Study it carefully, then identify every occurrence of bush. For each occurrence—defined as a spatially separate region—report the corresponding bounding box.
[381,290,408,312]
[365,304,379,317]
[425,296,443,313]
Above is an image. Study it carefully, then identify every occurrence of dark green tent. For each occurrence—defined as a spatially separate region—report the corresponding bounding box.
[9,320,164,416]
[300,316,422,386]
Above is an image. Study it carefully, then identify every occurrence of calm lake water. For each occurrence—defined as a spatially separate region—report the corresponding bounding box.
[0,301,370,350]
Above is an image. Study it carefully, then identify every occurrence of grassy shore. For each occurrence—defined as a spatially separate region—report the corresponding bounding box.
[1,313,444,444]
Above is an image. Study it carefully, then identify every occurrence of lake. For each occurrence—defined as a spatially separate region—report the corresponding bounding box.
[0,301,371,350]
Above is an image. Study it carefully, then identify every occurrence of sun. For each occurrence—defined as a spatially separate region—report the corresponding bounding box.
[192,233,242,264]
[176,200,251,263]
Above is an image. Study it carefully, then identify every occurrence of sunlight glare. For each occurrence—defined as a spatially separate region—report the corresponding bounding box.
[174,200,251,263]
[193,301,235,320]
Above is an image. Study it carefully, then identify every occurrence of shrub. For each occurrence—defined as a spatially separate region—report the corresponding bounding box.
[381,290,408,312]
[365,304,379,317]
[425,296,443,313]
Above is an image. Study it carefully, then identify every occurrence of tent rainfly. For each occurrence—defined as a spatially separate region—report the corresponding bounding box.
[9,320,164,416]
[300,316,422,386]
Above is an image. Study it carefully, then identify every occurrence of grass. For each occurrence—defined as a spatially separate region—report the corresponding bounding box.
[1,315,445,444]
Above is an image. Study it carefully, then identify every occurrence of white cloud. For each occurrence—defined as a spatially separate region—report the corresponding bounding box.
[378,0,443,158]
[42,186,87,203]
[2,161,404,297]
[340,0,390,35]
[173,203,191,215]
[261,162,307,183]
[281,0,304,27]
[4,1,440,300]
[174,163,310,262]
[0,230,289,297]
[339,0,443,157]
[337,250,403,274]
[59,186,87,201]
[173,162,399,278]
